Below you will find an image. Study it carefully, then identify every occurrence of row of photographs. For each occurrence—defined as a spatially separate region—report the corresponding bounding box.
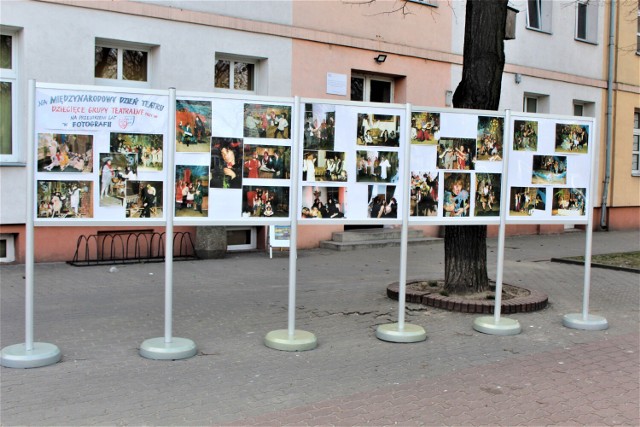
[35,169,585,220]
[411,113,589,156]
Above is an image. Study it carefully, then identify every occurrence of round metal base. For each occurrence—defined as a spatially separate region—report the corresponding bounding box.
[1,342,61,369]
[473,316,522,336]
[562,313,609,330]
[264,329,317,351]
[376,323,427,343]
[139,337,197,360]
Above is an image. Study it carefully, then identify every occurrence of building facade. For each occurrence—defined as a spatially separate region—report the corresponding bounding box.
[0,0,637,263]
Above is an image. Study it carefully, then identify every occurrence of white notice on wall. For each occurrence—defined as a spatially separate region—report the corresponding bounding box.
[326,73,347,96]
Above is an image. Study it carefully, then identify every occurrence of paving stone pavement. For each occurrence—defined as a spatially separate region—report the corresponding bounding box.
[1,230,638,426]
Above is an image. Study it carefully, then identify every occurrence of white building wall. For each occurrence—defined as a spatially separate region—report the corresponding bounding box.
[0,0,292,223]
[449,0,605,115]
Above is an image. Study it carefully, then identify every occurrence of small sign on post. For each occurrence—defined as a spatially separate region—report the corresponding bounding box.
[269,225,290,258]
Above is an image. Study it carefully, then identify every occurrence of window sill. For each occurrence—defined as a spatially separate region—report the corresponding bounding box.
[574,38,598,46]
[525,26,552,35]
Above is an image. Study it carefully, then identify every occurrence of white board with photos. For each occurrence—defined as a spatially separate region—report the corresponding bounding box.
[173,92,295,225]
[34,84,170,225]
[408,108,506,225]
[297,100,406,223]
[31,82,597,228]
[505,112,595,224]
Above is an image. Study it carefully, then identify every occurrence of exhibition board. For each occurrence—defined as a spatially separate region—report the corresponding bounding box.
[31,83,596,228]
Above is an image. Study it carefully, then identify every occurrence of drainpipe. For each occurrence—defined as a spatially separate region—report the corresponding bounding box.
[600,0,616,229]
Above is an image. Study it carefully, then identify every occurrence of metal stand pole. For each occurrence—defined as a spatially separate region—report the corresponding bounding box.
[265,96,317,351]
[1,79,61,368]
[376,103,426,343]
[140,88,197,359]
[563,120,608,330]
[474,110,521,336]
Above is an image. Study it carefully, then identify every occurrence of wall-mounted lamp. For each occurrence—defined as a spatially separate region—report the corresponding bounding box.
[374,54,387,64]
[515,73,522,84]
[445,90,453,107]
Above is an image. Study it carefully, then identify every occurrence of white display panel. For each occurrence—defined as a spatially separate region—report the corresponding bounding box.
[297,100,405,223]
[173,93,294,225]
[34,84,169,225]
[505,113,594,224]
[32,83,596,229]
[408,109,505,225]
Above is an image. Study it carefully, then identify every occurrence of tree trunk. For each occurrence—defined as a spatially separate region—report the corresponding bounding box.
[444,0,508,295]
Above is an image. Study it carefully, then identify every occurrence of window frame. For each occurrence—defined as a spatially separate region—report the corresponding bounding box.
[633,111,640,176]
[526,0,553,34]
[0,234,16,263]
[94,39,152,88]
[523,95,538,113]
[350,73,395,103]
[575,0,598,45]
[214,55,258,94]
[226,226,257,251]
[0,29,21,164]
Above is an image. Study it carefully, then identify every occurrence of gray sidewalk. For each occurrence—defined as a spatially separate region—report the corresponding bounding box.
[1,230,639,426]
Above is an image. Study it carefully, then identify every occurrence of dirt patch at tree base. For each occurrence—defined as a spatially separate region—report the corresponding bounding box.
[387,280,548,314]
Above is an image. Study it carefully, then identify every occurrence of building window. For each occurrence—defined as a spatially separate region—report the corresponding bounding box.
[351,74,394,103]
[527,0,552,33]
[215,57,256,92]
[575,0,598,44]
[0,31,19,163]
[633,111,640,175]
[227,227,257,251]
[573,100,595,117]
[524,95,538,113]
[95,41,150,86]
[523,93,549,113]
[637,4,639,54]
[0,234,15,263]
[406,0,437,6]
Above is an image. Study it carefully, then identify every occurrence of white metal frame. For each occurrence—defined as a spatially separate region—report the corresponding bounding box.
[0,29,21,164]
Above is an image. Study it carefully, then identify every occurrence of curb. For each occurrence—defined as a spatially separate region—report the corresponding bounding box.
[550,258,640,274]
[387,280,548,314]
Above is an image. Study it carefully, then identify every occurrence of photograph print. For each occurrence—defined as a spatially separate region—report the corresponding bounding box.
[410,171,439,217]
[531,155,567,185]
[38,133,93,173]
[442,172,471,217]
[303,150,346,182]
[437,138,476,170]
[411,112,440,145]
[513,120,538,151]
[476,116,504,161]
[244,104,292,139]
[211,137,243,189]
[303,103,336,150]
[555,123,589,154]
[368,185,398,219]
[110,133,163,171]
[125,180,163,219]
[552,187,586,217]
[242,185,289,218]
[99,153,138,207]
[37,180,93,219]
[355,150,399,183]
[301,186,346,219]
[243,144,290,180]
[176,99,212,153]
[475,173,501,216]
[510,187,546,216]
[357,113,401,147]
[175,165,209,217]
